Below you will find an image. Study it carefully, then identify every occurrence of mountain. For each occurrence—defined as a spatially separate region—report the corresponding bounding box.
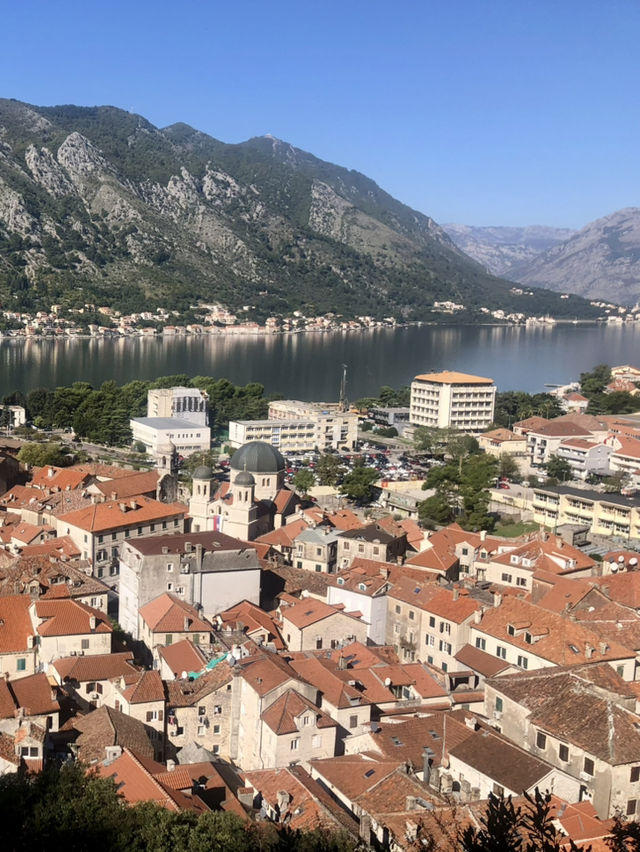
[0,99,598,321]
[508,209,640,306]
[443,224,576,277]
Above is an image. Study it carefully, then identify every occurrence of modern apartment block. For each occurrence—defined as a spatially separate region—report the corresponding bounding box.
[229,400,358,453]
[409,371,496,432]
[532,484,640,540]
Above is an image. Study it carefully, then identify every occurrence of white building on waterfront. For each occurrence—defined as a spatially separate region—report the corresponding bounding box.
[130,417,211,457]
[409,371,496,433]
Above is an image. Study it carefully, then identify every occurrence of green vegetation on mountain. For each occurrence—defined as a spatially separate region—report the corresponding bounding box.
[0,99,601,321]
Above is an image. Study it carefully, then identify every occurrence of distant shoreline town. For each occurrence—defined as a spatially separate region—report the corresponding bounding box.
[0,297,638,340]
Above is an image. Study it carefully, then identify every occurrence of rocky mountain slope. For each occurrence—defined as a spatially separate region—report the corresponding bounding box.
[443,224,575,277]
[0,99,597,320]
[508,209,640,305]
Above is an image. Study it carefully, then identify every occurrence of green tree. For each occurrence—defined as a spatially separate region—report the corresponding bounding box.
[293,468,315,495]
[579,364,611,397]
[18,442,69,467]
[340,466,379,502]
[460,789,587,852]
[315,453,344,487]
[544,455,572,482]
[418,489,457,527]
[498,454,521,481]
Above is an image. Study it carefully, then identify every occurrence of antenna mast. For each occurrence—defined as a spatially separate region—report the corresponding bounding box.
[339,364,348,412]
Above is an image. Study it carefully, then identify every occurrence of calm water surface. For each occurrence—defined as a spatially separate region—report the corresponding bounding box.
[1,323,639,400]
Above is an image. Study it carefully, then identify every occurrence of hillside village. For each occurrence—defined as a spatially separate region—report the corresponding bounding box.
[2,370,640,848]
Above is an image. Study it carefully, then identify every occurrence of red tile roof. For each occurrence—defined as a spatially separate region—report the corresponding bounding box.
[260,688,336,735]
[0,595,35,652]
[57,496,186,533]
[52,652,137,683]
[35,599,112,637]
[138,593,212,634]
[157,640,207,678]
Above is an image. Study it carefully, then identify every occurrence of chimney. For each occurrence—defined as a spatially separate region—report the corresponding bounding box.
[585,644,594,659]
[47,467,54,478]
[129,500,138,510]
[453,588,459,601]
[185,542,193,553]
[184,616,191,631]
[480,530,486,541]
[119,502,127,512]
[599,642,608,654]
[465,716,478,731]
[166,759,176,772]
[110,492,117,501]
[89,615,96,631]
[423,746,435,786]
[338,655,347,670]
[276,790,291,816]
[556,537,564,548]
[237,787,254,808]
[474,609,482,624]
[405,796,417,812]
[493,592,502,608]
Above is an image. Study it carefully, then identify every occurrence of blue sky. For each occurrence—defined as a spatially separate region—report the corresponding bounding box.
[2,1,638,228]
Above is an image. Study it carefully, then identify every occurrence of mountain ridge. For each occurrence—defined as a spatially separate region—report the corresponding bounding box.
[0,99,598,320]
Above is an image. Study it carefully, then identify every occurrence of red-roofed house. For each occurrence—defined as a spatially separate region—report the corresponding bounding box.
[138,593,213,654]
[259,688,337,766]
[31,599,112,663]
[0,596,38,679]
[278,597,368,652]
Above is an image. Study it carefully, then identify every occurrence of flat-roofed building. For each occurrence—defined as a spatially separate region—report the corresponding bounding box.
[266,400,358,451]
[409,371,496,433]
[130,417,211,457]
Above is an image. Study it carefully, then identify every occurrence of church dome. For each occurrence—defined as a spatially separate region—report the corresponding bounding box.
[234,470,255,487]
[230,441,285,474]
[192,465,214,480]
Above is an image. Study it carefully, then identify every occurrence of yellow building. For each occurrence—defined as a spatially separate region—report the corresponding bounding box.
[410,371,496,433]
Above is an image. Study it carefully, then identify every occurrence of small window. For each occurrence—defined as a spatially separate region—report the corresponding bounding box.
[408,610,415,620]
[628,800,637,816]
[349,715,358,729]
[502,573,512,583]
[290,738,300,751]
[213,724,220,734]
[631,766,640,783]
[16,658,26,672]
[496,646,507,660]
[559,744,569,762]
[429,616,435,628]
[395,605,401,614]
[493,783,504,797]
[212,744,220,755]
[583,757,594,776]
[198,725,206,736]
[536,731,547,749]
[81,639,90,650]
[475,637,486,651]
[507,624,516,636]
[167,563,173,572]
[495,697,503,713]
[517,655,528,670]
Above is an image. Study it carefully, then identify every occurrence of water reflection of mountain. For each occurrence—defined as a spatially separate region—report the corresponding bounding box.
[0,324,639,399]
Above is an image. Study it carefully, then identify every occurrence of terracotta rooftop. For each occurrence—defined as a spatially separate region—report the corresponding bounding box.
[0,672,59,718]
[52,652,138,683]
[0,595,35,652]
[217,600,285,650]
[73,708,154,764]
[57,495,187,533]
[34,599,112,637]
[138,593,212,634]
[92,470,159,500]
[413,371,493,385]
[454,643,513,678]
[165,663,234,708]
[280,598,363,630]
[310,753,403,801]
[127,529,250,556]
[119,670,165,704]
[157,640,207,678]
[488,665,640,765]
[260,688,336,735]
[475,596,635,666]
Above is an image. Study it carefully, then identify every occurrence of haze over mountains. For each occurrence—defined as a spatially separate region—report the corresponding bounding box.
[0,99,595,321]
[445,209,640,306]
